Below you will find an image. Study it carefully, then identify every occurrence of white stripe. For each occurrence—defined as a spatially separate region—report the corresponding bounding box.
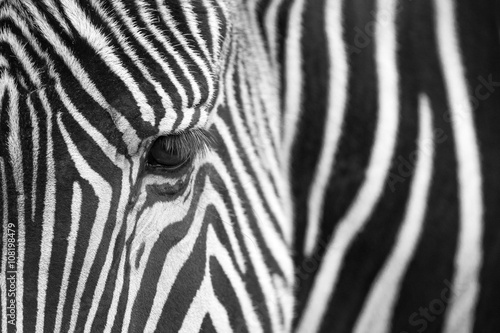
[280,0,307,245]
[102,251,126,333]
[54,182,82,333]
[202,0,224,59]
[434,1,484,332]
[0,54,9,68]
[273,273,294,332]
[57,115,113,333]
[296,0,399,330]
[281,0,306,169]
[265,0,285,66]
[354,94,434,333]
[304,0,349,256]
[175,107,196,132]
[26,97,40,224]
[35,90,57,333]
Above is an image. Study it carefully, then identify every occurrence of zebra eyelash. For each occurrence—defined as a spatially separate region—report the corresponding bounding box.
[155,128,216,161]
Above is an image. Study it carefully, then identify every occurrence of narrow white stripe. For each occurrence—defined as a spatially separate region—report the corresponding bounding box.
[102,251,126,333]
[304,0,349,256]
[26,97,40,224]
[202,0,223,59]
[175,107,196,132]
[434,1,484,332]
[54,182,82,333]
[35,90,57,333]
[273,273,294,332]
[0,55,9,68]
[236,60,259,151]
[281,0,306,169]
[354,94,434,333]
[296,0,399,330]
[57,115,113,333]
[265,0,285,66]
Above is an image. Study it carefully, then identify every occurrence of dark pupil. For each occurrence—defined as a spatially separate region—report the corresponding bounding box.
[148,139,187,168]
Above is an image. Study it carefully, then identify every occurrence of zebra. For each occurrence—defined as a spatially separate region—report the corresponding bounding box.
[0,0,295,332]
[291,0,500,332]
[1,1,500,333]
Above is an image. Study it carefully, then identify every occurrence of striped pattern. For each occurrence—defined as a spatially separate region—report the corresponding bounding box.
[1,0,500,333]
[1,1,293,332]
[286,0,500,332]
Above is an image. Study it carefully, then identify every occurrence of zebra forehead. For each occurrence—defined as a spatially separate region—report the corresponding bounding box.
[2,0,234,152]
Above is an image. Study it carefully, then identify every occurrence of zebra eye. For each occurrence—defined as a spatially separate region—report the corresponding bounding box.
[147,136,191,171]
[146,129,214,172]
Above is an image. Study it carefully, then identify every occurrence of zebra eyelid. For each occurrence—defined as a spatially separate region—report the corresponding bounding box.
[154,128,217,161]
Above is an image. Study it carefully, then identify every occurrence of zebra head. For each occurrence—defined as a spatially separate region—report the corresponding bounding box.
[0,1,294,332]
